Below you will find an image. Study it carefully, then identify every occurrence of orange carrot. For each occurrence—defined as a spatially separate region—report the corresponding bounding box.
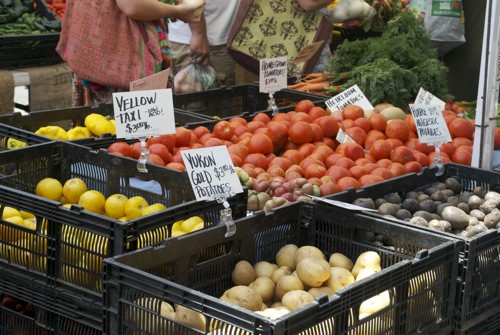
[294,82,330,92]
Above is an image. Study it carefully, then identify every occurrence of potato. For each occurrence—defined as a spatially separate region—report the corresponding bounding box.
[232,260,256,285]
[160,301,175,317]
[351,251,381,279]
[271,266,292,283]
[308,286,335,298]
[480,199,499,214]
[249,277,275,303]
[275,244,299,270]
[352,198,376,210]
[294,246,325,264]
[255,307,290,319]
[483,208,500,229]
[175,305,206,331]
[254,261,278,278]
[220,286,263,311]
[323,267,355,293]
[281,290,315,311]
[441,206,471,229]
[359,290,391,315]
[355,268,379,282]
[275,275,304,301]
[329,252,354,271]
[296,257,331,288]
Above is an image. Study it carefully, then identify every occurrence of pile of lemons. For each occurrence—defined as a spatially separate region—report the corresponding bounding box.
[171,216,206,237]
[35,177,166,221]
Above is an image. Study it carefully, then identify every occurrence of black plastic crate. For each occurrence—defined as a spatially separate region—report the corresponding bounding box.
[104,200,462,335]
[0,290,101,335]
[454,313,500,335]
[327,163,500,333]
[0,104,213,148]
[0,140,247,331]
[0,33,62,69]
[172,83,328,119]
[0,123,52,151]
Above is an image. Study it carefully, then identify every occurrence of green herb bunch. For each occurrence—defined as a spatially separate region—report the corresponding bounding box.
[326,10,452,109]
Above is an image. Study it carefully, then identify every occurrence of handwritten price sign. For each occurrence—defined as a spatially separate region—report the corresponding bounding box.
[410,104,452,145]
[112,89,175,139]
[181,146,243,202]
[259,56,287,93]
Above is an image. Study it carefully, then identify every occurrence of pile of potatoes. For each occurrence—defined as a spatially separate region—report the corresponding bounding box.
[352,177,500,238]
[128,246,389,334]
[221,245,388,322]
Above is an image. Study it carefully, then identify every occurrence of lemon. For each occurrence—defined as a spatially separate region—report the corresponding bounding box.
[4,215,24,226]
[192,221,205,232]
[171,230,186,237]
[19,210,35,219]
[180,216,204,233]
[78,190,106,214]
[2,206,21,219]
[63,178,88,204]
[104,194,128,219]
[172,220,183,232]
[23,218,37,230]
[141,203,167,216]
[118,216,128,222]
[36,178,63,201]
[124,196,149,220]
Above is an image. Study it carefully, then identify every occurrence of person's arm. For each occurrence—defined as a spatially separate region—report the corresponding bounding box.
[297,0,332,12]
[187,14,210,66]
[116,0,204,22]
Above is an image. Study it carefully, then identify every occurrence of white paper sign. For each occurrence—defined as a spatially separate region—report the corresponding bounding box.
[325,85,374,112]
[409,104,452,145]
[181,145,244,202]
[336,128,356,144]
[112,89,175,139]
[414,87,446,111]
[308,195,377,211]
[259,57,288,93]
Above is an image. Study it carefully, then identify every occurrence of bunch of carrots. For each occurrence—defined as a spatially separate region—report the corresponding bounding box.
[45,0,66,20]
[287,72,331,95]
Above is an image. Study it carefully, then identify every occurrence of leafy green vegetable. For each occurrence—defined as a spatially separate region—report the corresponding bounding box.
[326,58,417,108]
[326,10,451,109]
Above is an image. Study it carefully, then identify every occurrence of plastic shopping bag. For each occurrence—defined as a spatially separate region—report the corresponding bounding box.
[410,0,466,56]
[173,63,220,93]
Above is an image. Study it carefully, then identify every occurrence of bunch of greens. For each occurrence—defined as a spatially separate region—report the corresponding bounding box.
[326,10,452,109]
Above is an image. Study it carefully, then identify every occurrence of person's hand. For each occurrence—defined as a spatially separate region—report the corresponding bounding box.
[175,1,205,23]
[188,33,210,66]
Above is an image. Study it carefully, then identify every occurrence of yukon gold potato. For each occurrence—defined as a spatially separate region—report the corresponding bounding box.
[275,275,304,301]
[359,290,391,316]
[295,246,325,264]
[160,301,175,317]
[255,307,290,319]
[355,268,379,282]
[276,243,299,270]
[220,285,263,312]
[254,261,279,278]
[281,290,315,311]
[175,305,206,331]
[271,266,291,283]
[249,277,275,303]
[324,267,355,293]
[351,251,381,279]
[308,286,335,298]
[329,252,354,271]
[296,257,331,288]
[232,260,256,285]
